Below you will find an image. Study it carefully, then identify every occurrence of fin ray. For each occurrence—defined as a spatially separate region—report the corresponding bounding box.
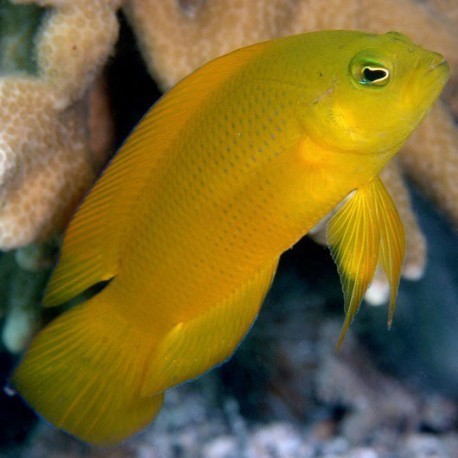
[327,176,405,348]
[371,177,406,326]
[327,181,380,348]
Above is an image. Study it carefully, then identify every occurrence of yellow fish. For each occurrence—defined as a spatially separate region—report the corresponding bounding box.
[11,31,448,445]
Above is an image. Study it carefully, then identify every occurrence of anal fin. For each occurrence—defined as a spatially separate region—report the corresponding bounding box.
[141,259,278,397]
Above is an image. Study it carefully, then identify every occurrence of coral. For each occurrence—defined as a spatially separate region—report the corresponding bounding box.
[0,0,120,250]
[0,240,57,353]
[0,247,51,353]
[0,0,119,353]
[315,322,458,445]
[124,0,458,300]
[12,383,458,457]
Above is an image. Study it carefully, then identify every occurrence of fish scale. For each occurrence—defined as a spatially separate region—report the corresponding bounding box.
[117,82,293,311]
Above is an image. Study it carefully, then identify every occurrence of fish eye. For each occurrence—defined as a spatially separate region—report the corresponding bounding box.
[360,66,390,86]
[350,53,392,88]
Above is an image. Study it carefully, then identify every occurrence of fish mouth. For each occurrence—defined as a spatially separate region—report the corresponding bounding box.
[427,57,449,76]
[433,59,448,69]
[425,53,449,81]
[407,53,449,109]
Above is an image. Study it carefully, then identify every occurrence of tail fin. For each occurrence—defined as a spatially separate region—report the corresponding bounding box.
[11,292,163,446]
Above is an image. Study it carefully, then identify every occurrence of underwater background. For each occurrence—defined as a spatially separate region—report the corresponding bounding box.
[1,1,458,457]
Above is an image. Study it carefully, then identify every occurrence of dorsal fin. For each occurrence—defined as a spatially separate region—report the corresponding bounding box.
[43,40,272,307]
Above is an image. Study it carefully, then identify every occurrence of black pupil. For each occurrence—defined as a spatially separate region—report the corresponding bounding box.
[363,67,387,82]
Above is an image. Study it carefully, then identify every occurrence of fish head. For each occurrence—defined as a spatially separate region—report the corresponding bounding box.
[296,31,449,159]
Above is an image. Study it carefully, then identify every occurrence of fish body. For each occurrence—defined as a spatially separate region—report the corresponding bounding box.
[12,31,448,445]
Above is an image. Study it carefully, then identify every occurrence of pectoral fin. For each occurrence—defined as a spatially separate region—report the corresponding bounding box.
[327,177,405,349]
[372,179,406,326]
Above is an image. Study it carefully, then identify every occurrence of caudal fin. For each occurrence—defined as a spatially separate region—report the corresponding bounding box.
[11,292,163,446]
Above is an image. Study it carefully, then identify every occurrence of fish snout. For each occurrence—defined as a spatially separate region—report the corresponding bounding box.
[407,52,449,106]
[427,52,449,75]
